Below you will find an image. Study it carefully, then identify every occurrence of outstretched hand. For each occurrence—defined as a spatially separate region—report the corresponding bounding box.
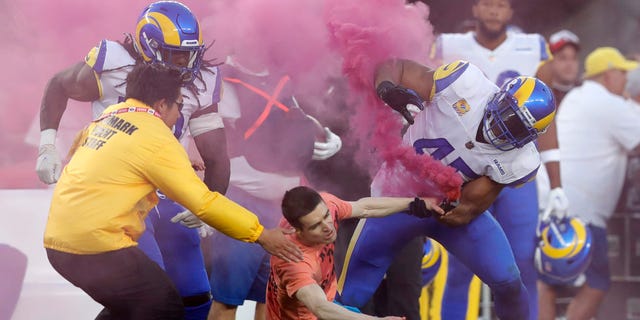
[257,227,303,262]
[376,81,424,124]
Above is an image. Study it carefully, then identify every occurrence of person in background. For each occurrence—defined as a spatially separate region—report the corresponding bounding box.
[547,30,581,103]
[267,185,443,320]
[552,47,640,320]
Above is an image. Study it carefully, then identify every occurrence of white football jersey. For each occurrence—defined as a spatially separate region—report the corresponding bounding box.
[432,31,550,86]
[373,61,540,195]
[85,39,224,142]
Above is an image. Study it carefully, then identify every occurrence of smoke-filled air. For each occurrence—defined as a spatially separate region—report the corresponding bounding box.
[1,0,461,199]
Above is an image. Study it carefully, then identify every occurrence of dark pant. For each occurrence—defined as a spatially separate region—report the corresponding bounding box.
[362,237,423,320]
[46,247,184,320]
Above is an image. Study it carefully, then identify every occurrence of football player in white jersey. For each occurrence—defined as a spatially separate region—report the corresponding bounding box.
[429,1,567,318]
[37,2,229,319]
[336,59,556,320]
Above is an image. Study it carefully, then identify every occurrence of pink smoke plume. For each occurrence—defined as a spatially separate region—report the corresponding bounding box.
[324,0,462,200]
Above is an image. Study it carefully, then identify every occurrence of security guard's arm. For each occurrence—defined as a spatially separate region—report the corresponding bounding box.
[146,140,302,261]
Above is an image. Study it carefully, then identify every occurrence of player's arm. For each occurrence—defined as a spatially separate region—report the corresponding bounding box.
[535,61,570,216]
[190,105,231,194]
[348,196,443,219]
[295,284,404,320]
[436,176,504,227]
[373,59,435,124]
[41,61,100,130]
[37,61,100,184]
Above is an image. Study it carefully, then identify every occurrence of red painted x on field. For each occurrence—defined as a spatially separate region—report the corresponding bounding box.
[224,75,291,139]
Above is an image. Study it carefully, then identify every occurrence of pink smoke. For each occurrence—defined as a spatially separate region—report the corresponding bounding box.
[2,0,462,199]
[324,0,462,200]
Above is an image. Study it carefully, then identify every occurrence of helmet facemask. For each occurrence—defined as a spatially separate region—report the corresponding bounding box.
[483,91,540,151]
[134,1,205,85]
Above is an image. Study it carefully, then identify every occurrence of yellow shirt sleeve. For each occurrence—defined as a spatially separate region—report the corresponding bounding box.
[144,139,264,242]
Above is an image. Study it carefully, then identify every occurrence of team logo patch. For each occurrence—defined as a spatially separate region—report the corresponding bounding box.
[452,99,470,115]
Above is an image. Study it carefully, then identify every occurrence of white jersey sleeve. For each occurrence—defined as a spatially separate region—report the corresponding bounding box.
[85,40,135,119]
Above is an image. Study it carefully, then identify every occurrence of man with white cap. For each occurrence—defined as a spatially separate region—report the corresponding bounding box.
[548,47,640,320]
[548,30,581,103]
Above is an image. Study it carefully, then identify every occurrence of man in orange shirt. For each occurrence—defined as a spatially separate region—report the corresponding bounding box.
[266,186,444,320]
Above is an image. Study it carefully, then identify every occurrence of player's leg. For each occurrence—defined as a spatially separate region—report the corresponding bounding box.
[154,197,212,320]
[137,210,166,269]
[336,213,432,308]
[206,235,267,320]
[565,225,609,320]
[490,181,539,320]
[430,211,529,320]
[207,186,280,320]
[537,281,559,320]
[246,253,271,320]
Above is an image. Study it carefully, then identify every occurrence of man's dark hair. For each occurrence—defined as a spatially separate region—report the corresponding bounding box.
[282,186,323,229]
[125,63,182,107]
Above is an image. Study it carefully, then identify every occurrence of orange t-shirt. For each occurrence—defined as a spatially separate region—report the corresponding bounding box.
[266,192,352,320]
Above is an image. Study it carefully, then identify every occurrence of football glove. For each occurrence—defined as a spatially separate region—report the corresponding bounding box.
[312,127,342,160]
[376,80,424,124]
[542,187,570,220]
[36,144,62,184]
[170,210,205,229]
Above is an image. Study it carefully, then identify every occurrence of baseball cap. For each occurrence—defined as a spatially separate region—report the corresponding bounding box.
[584,47,638,78]
[549,30,579,54]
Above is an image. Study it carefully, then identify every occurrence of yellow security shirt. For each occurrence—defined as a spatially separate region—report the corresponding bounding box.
[44,99,263,254]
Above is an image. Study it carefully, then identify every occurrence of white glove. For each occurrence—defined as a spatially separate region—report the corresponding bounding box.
[312,127,342,160]
[542,187,570,220]
[36,144,62,184]
[170,210,205,229]
[198,225,215,238]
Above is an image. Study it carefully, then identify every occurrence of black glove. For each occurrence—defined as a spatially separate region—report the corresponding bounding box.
[407,197,434,218]
[376,80,424,124]
[439,199,459,212]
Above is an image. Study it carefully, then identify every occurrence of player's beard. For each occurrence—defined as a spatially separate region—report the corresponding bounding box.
[478,21,507,40]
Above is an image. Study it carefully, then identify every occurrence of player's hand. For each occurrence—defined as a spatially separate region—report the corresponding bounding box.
[257,227,303,262]
[170,210,205,229]
[36,144,62,184]
[542,187,570,220]
[312,127,342,160]
[376,81,424,125]
[406,197,445,218]
[433,201,476,227]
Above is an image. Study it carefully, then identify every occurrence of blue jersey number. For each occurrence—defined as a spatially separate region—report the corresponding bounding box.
[413,138,479,180]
